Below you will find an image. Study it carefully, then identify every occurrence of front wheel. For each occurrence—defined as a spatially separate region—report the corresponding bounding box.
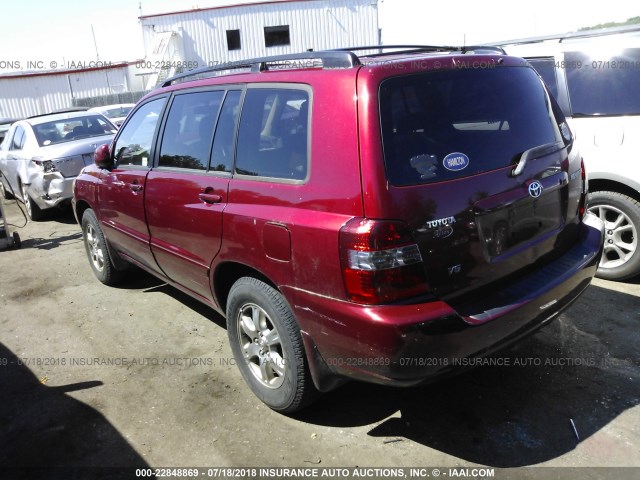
[226,277,317,413]
[588,191,640,281]
[20,182,44,221]
[81,209,125,285]
[12,231,21,249]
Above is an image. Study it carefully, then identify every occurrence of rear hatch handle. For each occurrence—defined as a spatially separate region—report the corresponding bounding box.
[511,141,565,177]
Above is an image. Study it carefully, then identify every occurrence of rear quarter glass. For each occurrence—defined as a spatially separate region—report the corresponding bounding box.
[379,66,563,186]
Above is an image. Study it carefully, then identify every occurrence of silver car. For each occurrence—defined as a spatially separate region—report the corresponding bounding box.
[0,111,116,220]
[88,104,135,127]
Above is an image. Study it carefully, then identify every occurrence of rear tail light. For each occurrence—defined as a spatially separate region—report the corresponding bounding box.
[32,157,57,173]
[578,158,587,219]
[339,218,429,304]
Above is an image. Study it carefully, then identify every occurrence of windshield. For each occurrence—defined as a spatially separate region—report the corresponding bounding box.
[379,66,563,186]
[32,115,116,147]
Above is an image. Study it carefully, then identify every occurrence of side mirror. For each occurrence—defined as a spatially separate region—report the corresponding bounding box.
[94,144,113,169]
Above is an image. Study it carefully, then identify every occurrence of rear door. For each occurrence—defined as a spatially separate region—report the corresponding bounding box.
[98,97,167,271]
[377,65,580,300]
[145,88,242,301]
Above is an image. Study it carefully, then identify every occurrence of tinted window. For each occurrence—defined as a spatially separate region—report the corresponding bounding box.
[565,48,640,115]
[527,58,559,99]
[211,90,242,172]
[379,67,562,186]
[32,115,114,147]
[114,98,166,167]
[236,88,309,180]
[11,126,25,150]
[159,91,224,170]
[264,25,290,47]
[226,29,241,51]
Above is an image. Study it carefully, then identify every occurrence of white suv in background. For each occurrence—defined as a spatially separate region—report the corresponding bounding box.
[500,25,640,280]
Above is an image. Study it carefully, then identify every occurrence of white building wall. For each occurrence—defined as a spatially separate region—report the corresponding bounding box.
[139,0,379,67]
[1,0,380,119]
[0,66,130,119]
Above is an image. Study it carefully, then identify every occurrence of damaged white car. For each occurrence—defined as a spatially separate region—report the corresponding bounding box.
[0,111,116,220]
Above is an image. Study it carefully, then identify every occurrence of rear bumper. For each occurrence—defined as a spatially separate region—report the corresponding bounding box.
[286,213,604,391]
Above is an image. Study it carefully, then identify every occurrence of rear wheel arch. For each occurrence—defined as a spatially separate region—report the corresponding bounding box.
[587,189,640,281]
[213,261,338,399]
[225,276,318,412]
[213,261,277,313]
[18,177,44,221]
[588,179,640,204]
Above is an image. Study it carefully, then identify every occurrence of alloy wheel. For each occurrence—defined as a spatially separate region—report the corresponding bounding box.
[588,204,638,270]
[236,303,286,389]
[85,223,105,273]
[20,183,32,219]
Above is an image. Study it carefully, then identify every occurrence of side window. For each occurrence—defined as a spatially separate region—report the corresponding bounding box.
[210,90,242,172]
[159,91,224,170]
[235,88,309,180]
[226,29,241,51]
[264,25,290,47]
[12,126,26,151]
[114,98,166,167]
[527,58,559,100]
[565,48,640,115]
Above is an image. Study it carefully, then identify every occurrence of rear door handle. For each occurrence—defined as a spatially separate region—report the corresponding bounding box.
[199,193,222,204]
[129,183,143,192]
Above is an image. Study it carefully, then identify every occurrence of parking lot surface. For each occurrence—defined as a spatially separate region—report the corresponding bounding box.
[1,198,639,477]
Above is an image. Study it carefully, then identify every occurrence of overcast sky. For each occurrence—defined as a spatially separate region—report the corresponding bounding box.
[0,0,637,71]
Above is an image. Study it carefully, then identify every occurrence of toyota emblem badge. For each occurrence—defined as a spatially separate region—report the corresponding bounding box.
[528,181,543,198]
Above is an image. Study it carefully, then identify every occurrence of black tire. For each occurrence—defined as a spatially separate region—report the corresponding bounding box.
[226,277,317,413]
[12,231,21,249]
[0,177,13,200]
[81,209,124,286]
[588,191,640,281]
[20,182,44,221]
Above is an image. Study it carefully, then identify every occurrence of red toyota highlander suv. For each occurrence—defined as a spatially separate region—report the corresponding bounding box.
[73,47,604,413]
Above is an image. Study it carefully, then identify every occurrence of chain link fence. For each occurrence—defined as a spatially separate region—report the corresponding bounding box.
[73,91,147,109]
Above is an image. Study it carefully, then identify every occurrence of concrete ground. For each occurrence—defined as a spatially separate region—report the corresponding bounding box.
[0,197,638,478]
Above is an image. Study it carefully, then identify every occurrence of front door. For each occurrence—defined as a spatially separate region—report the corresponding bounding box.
[98,97,167,271]
[145,89,243,301]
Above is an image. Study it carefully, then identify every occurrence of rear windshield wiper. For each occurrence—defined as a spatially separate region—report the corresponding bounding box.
[511,141,565,177]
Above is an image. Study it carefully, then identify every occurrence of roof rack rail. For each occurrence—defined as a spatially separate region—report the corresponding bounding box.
[332,44,507,55]
[488,24,640,47]
[160,50,360,88]
[160,44,506,88]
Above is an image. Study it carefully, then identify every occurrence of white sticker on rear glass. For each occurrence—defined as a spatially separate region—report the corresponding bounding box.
[443,152,470,171]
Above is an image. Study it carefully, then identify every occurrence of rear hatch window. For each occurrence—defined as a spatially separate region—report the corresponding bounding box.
[376,65,581,302]
[379,67,562,186]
